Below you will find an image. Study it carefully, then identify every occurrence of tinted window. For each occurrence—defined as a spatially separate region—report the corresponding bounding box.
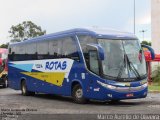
[11,45,17,53]
[89,51,99,75]
[78,35,97,67]
[9,42,37,61]
[37,41,49,54]
[78,35,97,53]
[26,42,37,54]
[62,37,79,59]
[9,37,79,61]
[36,41,49,60]
[9,48,11,54]
[17,44,25,54]
[49,39,62,57]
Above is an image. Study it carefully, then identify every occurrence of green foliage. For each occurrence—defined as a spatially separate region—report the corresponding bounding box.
[9,21,46,42]
[152,66,160,85]
[141,40,151,46]
[149,85,160,92]
[10,39,21,43]
[0,43,9,48]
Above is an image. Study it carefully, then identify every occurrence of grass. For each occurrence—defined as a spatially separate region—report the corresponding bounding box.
[152,66,160,86]
[148,83,160,92]
[149,65,160,92]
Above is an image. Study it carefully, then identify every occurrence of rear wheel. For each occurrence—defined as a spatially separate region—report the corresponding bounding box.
[21,80,35,96]
[72,84,87,104]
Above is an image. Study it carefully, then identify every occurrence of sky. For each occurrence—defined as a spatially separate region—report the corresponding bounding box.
[0,0,151,45]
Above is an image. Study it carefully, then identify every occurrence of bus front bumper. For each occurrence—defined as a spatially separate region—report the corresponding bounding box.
[87,81,148,101]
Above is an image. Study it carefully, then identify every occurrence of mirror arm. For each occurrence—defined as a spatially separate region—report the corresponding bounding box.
[141,44,155,60]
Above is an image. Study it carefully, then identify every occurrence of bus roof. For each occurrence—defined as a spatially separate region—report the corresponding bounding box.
[9,28,138,46]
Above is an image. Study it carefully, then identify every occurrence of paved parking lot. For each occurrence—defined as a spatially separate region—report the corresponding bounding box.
[0,88,160,120]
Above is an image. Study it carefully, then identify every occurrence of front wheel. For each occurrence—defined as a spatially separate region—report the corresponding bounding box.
[72,84,87,104]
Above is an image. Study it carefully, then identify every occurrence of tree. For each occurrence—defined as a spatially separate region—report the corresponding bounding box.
[141,40,151,46]
[9,21,46,42]
[0,43,9,48]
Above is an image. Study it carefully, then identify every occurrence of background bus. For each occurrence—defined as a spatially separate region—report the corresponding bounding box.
[0,48,8,88]
[8,28,150,103]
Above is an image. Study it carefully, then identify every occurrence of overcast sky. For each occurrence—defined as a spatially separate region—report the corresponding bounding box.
[0,0,150,44]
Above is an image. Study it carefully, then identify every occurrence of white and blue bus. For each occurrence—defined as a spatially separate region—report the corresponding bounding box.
[8,28,151,103]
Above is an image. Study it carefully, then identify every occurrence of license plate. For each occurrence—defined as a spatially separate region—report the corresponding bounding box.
[126,93,134,97]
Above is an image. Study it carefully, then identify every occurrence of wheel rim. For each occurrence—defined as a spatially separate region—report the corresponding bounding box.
[75,88,83,98]
[5,80,7,87]
[22,84,26,94]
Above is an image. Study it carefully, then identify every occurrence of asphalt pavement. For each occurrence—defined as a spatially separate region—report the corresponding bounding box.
[0,88,160,120]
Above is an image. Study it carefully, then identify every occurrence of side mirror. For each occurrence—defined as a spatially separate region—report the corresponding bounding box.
[141,44,155,60]
[87,44,105,60]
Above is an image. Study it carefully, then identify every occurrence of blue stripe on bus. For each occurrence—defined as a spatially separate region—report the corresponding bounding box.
[10,64,33,72]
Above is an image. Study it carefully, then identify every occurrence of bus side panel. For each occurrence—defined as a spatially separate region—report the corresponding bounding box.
[8,63,36,91]
[32,61,81,96]
[8,59,106,99]
[8,59,85,96]
[66,61,92,98]
[31,60,88,96]
[83,72,109,100]
[8,65,21,90]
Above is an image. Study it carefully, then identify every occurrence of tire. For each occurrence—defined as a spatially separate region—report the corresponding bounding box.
[72,84,87,104]
[21,80,35,96]
[1,75,8,88]
[3,79,8,88]
[0,60,5,73]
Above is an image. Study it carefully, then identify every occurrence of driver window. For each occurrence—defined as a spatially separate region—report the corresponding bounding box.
[89,51,99,75]
[78,35,97,68]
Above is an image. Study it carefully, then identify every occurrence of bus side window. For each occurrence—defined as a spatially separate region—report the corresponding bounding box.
[9,52,14,61]
[49,39,62,59]
[13,44,25,59]
[25,42,37,60]
[62,37,79,61]
[37,41,49,60]
[9,48,11,54]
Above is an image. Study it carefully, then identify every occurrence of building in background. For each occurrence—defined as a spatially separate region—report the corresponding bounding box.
[151,0,160,54]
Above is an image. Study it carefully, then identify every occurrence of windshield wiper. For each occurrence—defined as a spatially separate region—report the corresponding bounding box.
[116,40,142,81]
[116,52,141,81]
[125,54,141,80]
[116,54,126,81]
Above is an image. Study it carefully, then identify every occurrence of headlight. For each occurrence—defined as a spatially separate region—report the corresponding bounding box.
[97,80,148,91]
[140,79,148,85]
[97,81,116,89]
[142,82,148,88]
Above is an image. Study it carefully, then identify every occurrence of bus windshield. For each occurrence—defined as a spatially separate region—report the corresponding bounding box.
[98,39,147,81]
